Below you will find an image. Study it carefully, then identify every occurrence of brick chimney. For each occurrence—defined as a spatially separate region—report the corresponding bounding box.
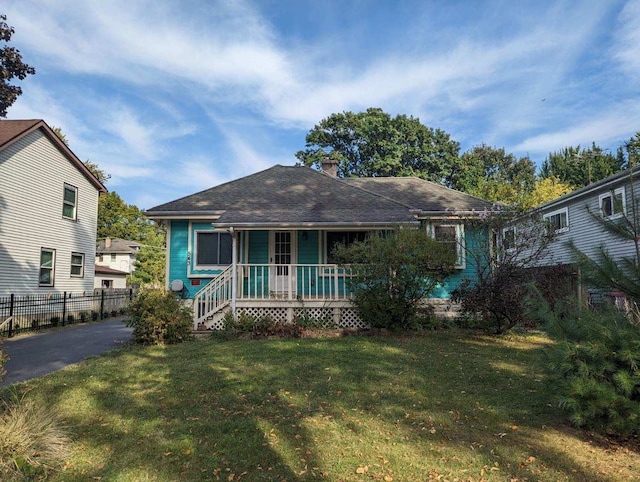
[105,237,111,248]
[321,157,338,177]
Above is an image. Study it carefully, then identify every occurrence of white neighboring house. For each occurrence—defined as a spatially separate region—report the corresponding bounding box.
[94,238,140,289]
[94,265,128,289]
[0,119,106,296]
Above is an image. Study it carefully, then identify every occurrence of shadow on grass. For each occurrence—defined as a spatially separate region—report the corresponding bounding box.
[3,333,636,480]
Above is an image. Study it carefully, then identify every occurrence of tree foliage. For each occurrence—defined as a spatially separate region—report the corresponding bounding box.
[98,191,166,287]
[532,296,640,435]
[540,143,624,188]
[296,108,460,182]
[0,15,35,117]
[451,144,536,205]
[333,229,456,330]
[519,176,574,209]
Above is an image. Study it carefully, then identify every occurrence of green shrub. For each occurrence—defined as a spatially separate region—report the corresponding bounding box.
[334,230,456,331]
[127,289,194,345]
[219,311,302,338]
[0,397,70,480]
[532,297,640,435]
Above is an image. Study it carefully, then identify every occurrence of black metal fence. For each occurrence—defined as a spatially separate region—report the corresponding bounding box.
[0,289,135,337]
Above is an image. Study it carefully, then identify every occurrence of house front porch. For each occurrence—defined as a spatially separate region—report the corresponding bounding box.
[192,262,460,330]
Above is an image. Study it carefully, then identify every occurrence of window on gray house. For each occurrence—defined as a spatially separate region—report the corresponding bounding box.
[71,252,85,277]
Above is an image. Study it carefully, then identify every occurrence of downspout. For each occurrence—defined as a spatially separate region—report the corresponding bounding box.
[230,227,237,318]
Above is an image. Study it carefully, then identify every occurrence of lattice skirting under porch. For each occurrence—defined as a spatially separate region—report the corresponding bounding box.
[203,303,366,330]
[200,299,461,330]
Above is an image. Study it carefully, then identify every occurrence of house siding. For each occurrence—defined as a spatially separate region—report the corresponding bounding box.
[167,220,191,296]
[0,129,99,296]
[297,230,320,264]
[536,178,640,266]
[432,225,482,299]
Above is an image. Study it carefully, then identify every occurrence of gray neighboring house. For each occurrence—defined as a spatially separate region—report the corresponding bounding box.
[516,164,640,303]
[145,162,495,329]
[0,119,106,296]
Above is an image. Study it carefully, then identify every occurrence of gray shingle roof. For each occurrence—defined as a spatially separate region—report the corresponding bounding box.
[96,238,141,254]
[146,165,491,226]
[342,177,494,213]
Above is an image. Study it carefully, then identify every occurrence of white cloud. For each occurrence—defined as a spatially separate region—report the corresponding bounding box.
[513,100,640,155]
[614,0,640,76]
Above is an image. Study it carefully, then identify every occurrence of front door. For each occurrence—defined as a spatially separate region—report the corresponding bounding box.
[270,231,295,295]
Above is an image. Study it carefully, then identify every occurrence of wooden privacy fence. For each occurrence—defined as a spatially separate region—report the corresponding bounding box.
[0,288,135,337]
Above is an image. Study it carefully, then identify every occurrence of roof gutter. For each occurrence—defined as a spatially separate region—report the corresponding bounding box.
[212,221,420,230]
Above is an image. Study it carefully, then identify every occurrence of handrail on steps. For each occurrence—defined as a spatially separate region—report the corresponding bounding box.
[193,265,234,326]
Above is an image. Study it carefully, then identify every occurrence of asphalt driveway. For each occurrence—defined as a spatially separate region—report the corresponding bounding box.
[0,318,133,387]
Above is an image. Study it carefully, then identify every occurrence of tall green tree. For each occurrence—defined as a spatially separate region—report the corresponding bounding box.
[0,14,35,117]
[540,143,624,188]
[98,191,166,287]
[296,108,460,182]
[450,144,536,205]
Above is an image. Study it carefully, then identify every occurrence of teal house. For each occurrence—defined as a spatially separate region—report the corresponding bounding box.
[145,160,494,329]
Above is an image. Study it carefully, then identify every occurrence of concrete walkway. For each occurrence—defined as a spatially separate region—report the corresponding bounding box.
[0,318,133,387]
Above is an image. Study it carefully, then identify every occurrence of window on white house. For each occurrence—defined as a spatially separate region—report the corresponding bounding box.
[110,253,116,262]
[326,231,370,263]
[62,183,77,220]
[544,208,569,234]
[503,227,516,251]
[71,252,85,277]
[431,224,465,268]
[600,187,625,218]
[39,248,56,286]
[195,231,233,267]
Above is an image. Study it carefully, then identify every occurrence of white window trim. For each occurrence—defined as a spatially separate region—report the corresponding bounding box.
[194,229,233,270]
[62,183,78,220]
[544,207,569,234]
[430,223,466,270]
[39,248,56,287]
[599,187,626,219]
[71,252,85,278]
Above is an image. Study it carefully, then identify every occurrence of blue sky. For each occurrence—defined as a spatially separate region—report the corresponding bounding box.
[4,0,640,209]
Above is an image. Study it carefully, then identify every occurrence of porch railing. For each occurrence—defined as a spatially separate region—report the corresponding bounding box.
[194,263,354,325]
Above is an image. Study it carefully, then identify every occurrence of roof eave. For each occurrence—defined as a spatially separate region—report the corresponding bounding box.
[212,221,420,230]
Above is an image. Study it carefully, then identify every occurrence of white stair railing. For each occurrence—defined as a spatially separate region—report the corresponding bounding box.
[193,266,234,327]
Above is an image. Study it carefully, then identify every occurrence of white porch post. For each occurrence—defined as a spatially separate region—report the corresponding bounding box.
[230,227,237,318]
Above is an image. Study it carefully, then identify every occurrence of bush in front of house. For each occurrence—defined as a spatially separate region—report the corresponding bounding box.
[127,289,193,345]
[333,229,456,331]
[0,397,70,480]
[531,295,640,436]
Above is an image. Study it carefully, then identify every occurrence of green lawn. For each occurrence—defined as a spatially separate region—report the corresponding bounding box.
[3,331,639,481]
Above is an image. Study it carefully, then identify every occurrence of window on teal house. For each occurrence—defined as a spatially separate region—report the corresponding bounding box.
[326,231,369,263]
[430,223,465,269]
[195,231,232,268]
